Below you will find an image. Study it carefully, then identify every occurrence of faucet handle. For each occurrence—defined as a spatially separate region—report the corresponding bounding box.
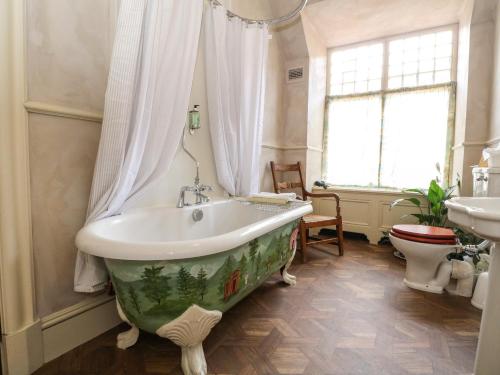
[199,184,213,192]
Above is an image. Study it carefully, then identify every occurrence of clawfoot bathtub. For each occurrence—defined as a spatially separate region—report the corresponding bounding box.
[76,199,311,374]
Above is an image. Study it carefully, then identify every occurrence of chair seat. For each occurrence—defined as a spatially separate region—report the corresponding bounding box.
[302,214,338,224]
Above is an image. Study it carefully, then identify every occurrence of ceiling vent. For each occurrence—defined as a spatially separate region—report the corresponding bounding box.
[287,67,304,83]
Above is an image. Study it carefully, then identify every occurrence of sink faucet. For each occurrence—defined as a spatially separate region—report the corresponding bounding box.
[177,126,213,208]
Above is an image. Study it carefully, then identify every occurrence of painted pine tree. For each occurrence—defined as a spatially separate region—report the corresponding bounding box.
[255,252,262,280]
[196,267,208,301]
[128,285,141,314]
[141,265,171,305]
[239,253,248,286]
[112,277,128,310]
[249,239,258,269]
[177,266,196,303]
[280,234,289,260]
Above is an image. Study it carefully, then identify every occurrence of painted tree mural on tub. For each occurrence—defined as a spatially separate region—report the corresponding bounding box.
[196,267,208,301]
[239,253,248,286]
[249,239,258,271]
[106,220,300,334]
[218,255,237,294]
[141,266,171,305]
[177,266,197,304]
[128,285,141,314]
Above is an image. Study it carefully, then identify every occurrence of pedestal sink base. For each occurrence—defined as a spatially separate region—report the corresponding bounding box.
[474,242,500,375]
[445,198,500,374]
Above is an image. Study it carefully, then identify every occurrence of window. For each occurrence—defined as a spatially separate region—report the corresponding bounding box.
[324,27,456,189]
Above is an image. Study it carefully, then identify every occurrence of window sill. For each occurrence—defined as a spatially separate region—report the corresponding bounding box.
[312,185,412,196]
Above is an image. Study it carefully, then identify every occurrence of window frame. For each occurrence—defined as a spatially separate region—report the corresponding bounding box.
[326,24,459,97]
[323,24,459,189]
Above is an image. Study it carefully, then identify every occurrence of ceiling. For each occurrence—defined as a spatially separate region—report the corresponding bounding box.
[304,0,467,47]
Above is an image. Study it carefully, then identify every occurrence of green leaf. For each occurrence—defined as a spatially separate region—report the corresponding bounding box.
[428,180,445,205]
[444,184,456,197]
[390,197,421,210]
[390,198,406,209]
[431,202,442,216]
[405,197,421,207]
[403,188,427,197]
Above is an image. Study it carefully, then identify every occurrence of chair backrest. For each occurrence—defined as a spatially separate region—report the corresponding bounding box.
[270,161,307,200]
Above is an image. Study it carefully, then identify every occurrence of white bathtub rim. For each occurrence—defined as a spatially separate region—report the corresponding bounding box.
[76,200,312,261]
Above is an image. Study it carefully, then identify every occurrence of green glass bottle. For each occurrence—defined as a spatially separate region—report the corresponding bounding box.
[188,105,200,133]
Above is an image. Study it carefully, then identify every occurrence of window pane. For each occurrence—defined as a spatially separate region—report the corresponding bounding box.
[403,74,417,87]
[388,29,454,88]
[388,76,402,89]
[355,81,368,93]
[329,42,383,95]
[435,57,451,70]
[419,59,434,72]
[380,86,451,189]
[368,79,381,91]
[418,72,434,85]
[436,30,452,45]
[435,70,451,83]
[326,96,382,186]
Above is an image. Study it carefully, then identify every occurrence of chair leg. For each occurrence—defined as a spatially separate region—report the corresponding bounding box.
[337,222,344,256]
[300,223,308,263]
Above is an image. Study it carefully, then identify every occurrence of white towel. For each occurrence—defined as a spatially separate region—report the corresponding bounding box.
[251,192,297,200]
[247,192,297,205]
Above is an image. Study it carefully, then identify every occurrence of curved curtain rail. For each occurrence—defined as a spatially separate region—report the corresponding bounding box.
[210,0,308,25]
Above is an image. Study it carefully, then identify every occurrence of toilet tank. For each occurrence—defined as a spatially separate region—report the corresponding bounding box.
[472,167,500,197]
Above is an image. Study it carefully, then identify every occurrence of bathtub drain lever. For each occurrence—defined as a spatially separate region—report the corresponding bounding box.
[192,209,204,222]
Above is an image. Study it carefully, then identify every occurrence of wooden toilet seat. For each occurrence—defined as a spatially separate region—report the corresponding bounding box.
[391,224,457,245]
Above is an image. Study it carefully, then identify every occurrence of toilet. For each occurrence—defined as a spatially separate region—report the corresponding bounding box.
[389,224,459,293]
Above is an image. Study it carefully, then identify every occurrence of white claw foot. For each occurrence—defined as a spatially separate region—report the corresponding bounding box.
[282,237,298,286]
[156,305,222,375]
[116,299,140,350]
[282,267,297,286]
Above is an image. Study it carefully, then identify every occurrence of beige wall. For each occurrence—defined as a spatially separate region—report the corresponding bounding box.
[302,12,327,187]
[489,2,500,143]
[305,0,466,48]
[270,10,329,190]
[453,0,498,195]
[27,0,113,317]
[26,0,112,112]
[27,0,287,317]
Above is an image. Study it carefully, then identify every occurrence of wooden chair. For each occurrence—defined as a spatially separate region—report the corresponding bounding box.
[270,161,344,262]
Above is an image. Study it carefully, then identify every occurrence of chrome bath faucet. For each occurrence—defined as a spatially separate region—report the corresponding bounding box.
[177,183,213,208]
[178,125,213,208]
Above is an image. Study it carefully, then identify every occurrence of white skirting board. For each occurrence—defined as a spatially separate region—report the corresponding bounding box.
[41,295,121,363]
[1,320,44,375]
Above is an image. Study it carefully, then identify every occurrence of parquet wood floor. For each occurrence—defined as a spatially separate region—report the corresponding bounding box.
[35,239,481,375]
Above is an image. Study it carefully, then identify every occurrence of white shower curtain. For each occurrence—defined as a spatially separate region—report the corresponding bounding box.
[74,0,203,293]
[204,2,269,197]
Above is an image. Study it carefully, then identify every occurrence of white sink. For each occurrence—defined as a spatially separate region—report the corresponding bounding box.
[446,197,500,241]
[445,197,500,375]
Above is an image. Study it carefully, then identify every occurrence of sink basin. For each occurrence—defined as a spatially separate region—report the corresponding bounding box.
[445,197,500,375]
[446,197,500,241]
